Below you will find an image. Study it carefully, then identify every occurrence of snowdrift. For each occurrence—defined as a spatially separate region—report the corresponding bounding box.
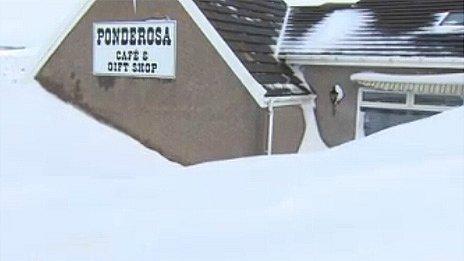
[1,1,463,259]
[1,79,463,260]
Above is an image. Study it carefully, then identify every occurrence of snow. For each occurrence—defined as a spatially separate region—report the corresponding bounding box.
[279,6,462,57]
[279,8,431,55]
[0,48,37,85]
[0,0,89,48]
[351,72,464,85]
[0,0,91,76]
[1,1,464,260]
[298,103,328,152]
[282,9,374,54]
[1,72,463,260]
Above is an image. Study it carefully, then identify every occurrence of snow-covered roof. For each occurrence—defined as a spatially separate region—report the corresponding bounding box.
[351,72,464,95]
[278,0,464,68]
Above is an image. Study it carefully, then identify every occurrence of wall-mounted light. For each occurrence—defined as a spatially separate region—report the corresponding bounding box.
[330,84,344,115]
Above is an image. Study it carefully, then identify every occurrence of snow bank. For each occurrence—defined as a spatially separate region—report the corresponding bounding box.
[0,0,91,76]
[1,1,463,259]
[0,0,89,48]
[0,48,36,83]
[1,77,463,260]
[0,81,178,180]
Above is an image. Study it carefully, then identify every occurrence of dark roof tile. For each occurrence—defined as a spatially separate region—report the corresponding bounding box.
[194,0,310,96]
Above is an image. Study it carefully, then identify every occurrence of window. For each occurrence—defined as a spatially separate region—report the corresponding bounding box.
[414,94,464,107]
[356,89,463,138]
[440,12,464,26]
[362,91,407,104]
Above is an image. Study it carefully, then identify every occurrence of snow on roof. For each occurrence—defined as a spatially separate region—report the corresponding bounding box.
[283,8,375,53]
[279,0,464,66]
[351,72,464,85]
[351,72,464,95]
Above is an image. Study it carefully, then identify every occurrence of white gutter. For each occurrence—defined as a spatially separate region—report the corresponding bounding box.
[264,95,314,107]
[282,55,464,69]
[266,95,328,154]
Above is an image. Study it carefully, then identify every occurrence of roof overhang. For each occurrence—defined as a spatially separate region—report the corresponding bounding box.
[351,72,464,96]
[281,55,464,69]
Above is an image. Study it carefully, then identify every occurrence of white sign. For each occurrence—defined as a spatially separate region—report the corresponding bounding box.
[93,20,176,78]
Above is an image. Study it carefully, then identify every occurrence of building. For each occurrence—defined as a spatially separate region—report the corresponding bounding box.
[279,0,464,145]
[35,0,463,165]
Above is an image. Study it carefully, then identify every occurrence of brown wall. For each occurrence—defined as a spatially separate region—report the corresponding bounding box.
[36,0,305,165]
[301,65,462,147]
[273,106,306,154]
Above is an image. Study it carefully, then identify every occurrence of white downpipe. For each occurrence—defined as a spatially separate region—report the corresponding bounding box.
[267,100,275,155]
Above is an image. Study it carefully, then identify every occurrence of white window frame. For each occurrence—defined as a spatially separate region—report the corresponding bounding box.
[438,11,464,27]
[355,88,463,139]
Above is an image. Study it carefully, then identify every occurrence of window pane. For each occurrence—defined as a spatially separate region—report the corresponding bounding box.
[414,94,464,107]
[362,91,407,104]
[441,12,464,26]
[361,108,438,136]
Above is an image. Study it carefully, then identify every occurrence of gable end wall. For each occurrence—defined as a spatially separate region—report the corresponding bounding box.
[36,0,304,165]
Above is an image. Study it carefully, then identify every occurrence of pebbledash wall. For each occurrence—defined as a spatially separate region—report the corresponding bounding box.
[302,65,462,147]
[36,0,305,165]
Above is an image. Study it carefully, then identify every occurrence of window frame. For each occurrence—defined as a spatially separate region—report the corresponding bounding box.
[355,88,463,139]
[438,11,464,26]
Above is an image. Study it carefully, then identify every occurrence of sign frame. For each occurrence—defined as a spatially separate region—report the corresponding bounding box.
[92,19,177,79]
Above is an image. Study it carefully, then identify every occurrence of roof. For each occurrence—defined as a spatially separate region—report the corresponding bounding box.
[278,0,464,68]
[35,0,313,109]
[193,0,310,97]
